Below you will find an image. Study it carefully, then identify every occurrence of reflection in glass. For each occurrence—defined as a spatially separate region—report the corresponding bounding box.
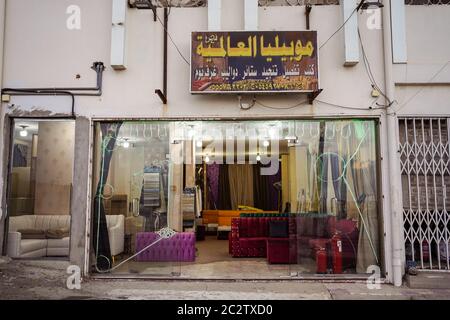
[91,120,381,277]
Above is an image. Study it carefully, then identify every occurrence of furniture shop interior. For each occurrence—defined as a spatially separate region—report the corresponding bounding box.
[90,119,383,279]
[6,120,75,259]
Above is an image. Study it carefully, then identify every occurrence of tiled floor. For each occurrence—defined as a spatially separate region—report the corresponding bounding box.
[111,236,316,279]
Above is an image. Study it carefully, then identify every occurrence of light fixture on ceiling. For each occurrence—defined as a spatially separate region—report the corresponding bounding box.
[187,125,196,139]
[123,138,130,149]
[19,125,28,137]
[204,154,210,163]
[196,140,203,148]
[262,139,270,148]
[268,125,277,138]
[357,0,384,11]
[285,135,297,143]
[256,153,261,162]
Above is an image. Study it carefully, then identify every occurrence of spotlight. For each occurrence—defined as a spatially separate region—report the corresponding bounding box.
[123,139,130,149]
[256,154,261,162]
[268,126,277,138]
[263,140,270,147]
[205,155,210,163]
[196,140,203,148]
[284,135,297,143]
[188,129,196,138]
[19,125,28,137]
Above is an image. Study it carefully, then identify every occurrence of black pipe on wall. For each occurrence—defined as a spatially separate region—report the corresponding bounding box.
[1,62,105,118]
[155,7,168,104]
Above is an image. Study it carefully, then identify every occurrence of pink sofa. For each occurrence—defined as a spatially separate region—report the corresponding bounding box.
[135,232,195,262]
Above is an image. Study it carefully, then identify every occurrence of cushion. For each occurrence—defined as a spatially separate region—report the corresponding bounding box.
[46,227,70,239]
[269,220,288,238]
[47,237,70,248]
[18,229,46,239]
[20,239,47,253]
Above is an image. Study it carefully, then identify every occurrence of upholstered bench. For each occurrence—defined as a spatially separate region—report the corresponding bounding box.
[135,232,195,262]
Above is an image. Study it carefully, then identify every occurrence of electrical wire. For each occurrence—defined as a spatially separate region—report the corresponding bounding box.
[319,6,358,50]
[315,98,384,111]
[357,27,393,107]
[255,98,309,110]
[155,12,191,66]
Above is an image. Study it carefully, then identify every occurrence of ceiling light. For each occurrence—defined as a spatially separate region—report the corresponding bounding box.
[205,155,210,163]
[285,135,297,143]
[263,140,270,147]
[188,129,195,138]
[256,154,261,162]
[268,126,277,138]
[196,140,203,148]
[123,139,130,149]
[19,126,28,137]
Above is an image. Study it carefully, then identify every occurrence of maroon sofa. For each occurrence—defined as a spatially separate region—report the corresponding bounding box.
[230,217,290,258]
[230,215,359,270]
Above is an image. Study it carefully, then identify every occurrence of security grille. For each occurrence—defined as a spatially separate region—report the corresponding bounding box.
[400,118,450,270]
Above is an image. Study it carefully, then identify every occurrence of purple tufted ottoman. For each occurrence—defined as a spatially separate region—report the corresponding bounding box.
[135,232,196,262]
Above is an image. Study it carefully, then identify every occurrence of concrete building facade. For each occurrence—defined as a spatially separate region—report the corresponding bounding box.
[0,0,449,286]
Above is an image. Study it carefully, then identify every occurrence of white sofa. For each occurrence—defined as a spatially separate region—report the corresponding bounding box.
[7,214,124,258]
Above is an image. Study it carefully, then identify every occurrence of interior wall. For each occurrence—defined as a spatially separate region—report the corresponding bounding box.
[34,121,75,215]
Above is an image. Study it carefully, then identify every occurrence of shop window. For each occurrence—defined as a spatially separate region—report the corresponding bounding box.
[91,120,381,278]
[6,120,75,259]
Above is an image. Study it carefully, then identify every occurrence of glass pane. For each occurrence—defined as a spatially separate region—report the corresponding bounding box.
[288,120,381,276]
[90,119,381,278]
[7,120,75,259]
[91,121,181,276]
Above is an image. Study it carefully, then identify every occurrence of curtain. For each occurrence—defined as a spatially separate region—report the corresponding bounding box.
[13,144,28,167]
[330,124,349,219]
[228,164,254,210]
[348,121,380,273]
[218,164,231,210]
[206,163,219,209]
[253,164,269,211]
[253,163,281,211]
[93,122,122,271]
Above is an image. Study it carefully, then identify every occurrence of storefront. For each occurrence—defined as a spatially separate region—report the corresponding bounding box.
[1,1,449,286]
[88,119,383,279]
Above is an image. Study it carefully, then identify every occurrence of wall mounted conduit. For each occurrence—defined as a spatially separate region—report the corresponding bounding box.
[1,61,106,118]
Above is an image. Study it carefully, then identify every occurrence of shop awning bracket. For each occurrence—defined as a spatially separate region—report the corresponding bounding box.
[307,89,323,104]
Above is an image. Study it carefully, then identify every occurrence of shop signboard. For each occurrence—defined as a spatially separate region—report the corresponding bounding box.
[191,31,319,93]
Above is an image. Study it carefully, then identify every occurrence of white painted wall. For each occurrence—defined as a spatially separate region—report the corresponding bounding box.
[393,6,450,116]
[2,1,387,119]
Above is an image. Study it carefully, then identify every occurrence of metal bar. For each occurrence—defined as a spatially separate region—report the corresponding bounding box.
[305,4,312,30]
[395,82,450,87]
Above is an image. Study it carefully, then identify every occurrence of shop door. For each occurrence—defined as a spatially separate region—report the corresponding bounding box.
[288,120,381,276]
[4,119,75,260]
[400,118,450,270]
[91,121,181,277]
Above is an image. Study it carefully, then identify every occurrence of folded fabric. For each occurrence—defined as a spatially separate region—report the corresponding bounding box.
[18,229,46,239]
[46,228,70,239]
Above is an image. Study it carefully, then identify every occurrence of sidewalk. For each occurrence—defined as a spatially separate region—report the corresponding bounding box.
[1,258,450,300]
